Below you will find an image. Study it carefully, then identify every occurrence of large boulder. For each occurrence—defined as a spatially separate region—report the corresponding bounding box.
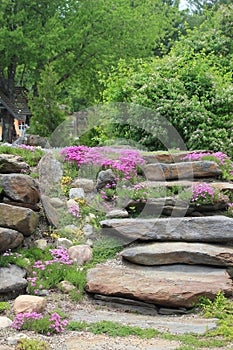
[86,264,233,308]
[121,242,233,267]
[143,161,222,181]
[0,228,24,252]
[0,174,40,205]
[101,216,233,244]
[0,154,30,174]
[0,203,39,236]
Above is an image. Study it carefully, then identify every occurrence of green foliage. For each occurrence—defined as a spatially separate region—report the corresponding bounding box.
[0,145,45,167]
[16,338,50,350]
[28,66,66,137]
[0,301,10,313]
[100,5,233,155]
[197,291,233,341]
[67,320,158,338]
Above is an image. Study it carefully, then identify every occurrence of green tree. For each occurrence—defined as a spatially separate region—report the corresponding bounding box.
[99,5,233,155]
[28,66,65,137]
[0,0,182,128]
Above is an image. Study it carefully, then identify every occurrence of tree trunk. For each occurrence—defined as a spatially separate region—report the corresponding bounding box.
[2,110,15,143]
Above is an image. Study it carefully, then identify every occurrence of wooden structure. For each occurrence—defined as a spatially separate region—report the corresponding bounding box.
[0,87,32,143]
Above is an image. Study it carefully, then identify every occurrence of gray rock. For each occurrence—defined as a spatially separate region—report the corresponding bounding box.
[101,216,233,244]
[7,334,29,346]
[121,242,233,267]
[83,224,94,238]
[69,188,85,199]
[0,317,12,328]
[57,237,73,249]
[96,169,116,191]
[158,307,188,315]
[39,152,63,195]
[41,195,59,227]
[0,203,39,236]
[144,161,222,181]
[86,263,233,308]
[49,197,65,208]
[71,178,94,192]
[0,154,30,174]
[106,209,129,219]
[0,228,24,252]
[0,265,27,301]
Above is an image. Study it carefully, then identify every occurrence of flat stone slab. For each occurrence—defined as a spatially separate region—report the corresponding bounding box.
[121,242,233,266]
[101,216,233,243]
[86,264,233,308]
[143,161,221,181]
[71,302,217,334]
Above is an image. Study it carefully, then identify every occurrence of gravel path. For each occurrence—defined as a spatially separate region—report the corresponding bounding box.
[0,292,228,350]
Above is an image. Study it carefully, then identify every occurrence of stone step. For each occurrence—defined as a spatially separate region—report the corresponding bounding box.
[143,161,221,181]
[121,242,233,267]
[101,215,233,244]
[86,263,233,308]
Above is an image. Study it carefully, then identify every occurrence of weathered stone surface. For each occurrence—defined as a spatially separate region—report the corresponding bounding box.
[101,216,233,243]
[0,154,30,174]
[39,152,63,194]
[34,239,48,250]
[69,188,85,199]
[96,169,116,191]
[71,178,95,192]
[59,280,76,293]
[0,227,24,252]
[0,174,40,205]
[57,237,73,249]
[106,209,129,219]
[0,265,27,300]
[93,294,158,316]
[143,161,222,181]
[86,264,233,308]
[41,195,59,227]
[142,151,209,164]
[49,197,65,208]
[68,245,92,265]
[0,316,12,328]
[13,295,47,315]
[125,198,191,217]
[26,134,48,147]
[121,242,233,267]
[0,203,39,236]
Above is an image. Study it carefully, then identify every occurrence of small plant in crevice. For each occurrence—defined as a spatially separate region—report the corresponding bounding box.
[16,338,50,350]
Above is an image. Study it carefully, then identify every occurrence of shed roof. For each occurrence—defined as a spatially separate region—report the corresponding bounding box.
[0,87,32,121]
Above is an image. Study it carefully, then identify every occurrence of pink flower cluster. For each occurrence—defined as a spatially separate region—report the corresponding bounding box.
[18,144,35,152]
[60,146,145,177]
[68,204,81,218]
[11,312,43,330]
[48,313,68,335]
[191,183,215,204]
[182,151,230,165]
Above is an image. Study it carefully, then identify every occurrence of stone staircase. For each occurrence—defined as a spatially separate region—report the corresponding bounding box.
[86,152,233,313]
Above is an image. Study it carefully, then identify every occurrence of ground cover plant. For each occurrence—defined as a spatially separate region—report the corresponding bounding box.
[182,151,233,181]
[0,144,45,167]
